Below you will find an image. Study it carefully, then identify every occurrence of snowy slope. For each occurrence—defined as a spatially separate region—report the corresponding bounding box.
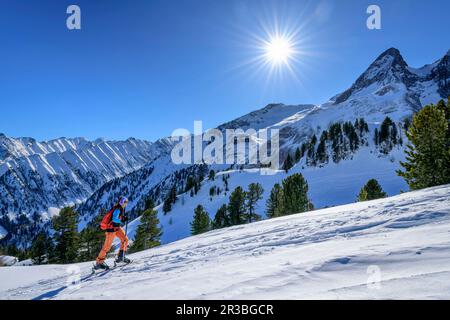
[1,185,449,300]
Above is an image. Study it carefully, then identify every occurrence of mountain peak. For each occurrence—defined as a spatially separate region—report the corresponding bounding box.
[377,47,401,58]
[334,48,413,104]
[367,47,408,72]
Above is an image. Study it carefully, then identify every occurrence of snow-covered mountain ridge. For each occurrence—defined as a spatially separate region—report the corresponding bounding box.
[1,184,449,299]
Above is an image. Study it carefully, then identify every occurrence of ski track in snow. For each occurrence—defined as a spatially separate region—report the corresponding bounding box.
[0,185,449,300]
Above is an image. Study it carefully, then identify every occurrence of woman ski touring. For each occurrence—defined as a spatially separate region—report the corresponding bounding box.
[94,196,131,270]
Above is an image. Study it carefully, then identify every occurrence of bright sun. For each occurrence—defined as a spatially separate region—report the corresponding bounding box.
[264,36,293,65]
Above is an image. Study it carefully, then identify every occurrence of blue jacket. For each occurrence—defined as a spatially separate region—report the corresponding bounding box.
[112,209,123,224]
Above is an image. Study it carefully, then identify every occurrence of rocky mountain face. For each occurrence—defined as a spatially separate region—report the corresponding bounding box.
[3,48,449,247]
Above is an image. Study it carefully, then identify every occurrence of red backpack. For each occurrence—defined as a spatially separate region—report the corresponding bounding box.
[99,208,115,231]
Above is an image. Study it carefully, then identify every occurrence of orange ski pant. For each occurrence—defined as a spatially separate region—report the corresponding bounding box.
[96,227,129,264]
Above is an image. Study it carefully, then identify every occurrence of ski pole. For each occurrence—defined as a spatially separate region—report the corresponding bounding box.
[124,214,129,260]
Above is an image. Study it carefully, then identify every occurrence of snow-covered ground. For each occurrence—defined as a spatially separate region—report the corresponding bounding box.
[1,184,449,300]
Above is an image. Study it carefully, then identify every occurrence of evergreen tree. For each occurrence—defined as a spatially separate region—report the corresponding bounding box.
[190,205,211,235]
[316,131,328,164]
[344,121,359,152]
[194,179,201,194]
[266,183,284,218]
[436,98,450,143]
[223,174,230,192]
[307,134,317,165]
[355,118,369,136]
[436,98,450,123]
[212,204,229,229]
[130,204,162,253]
[281,173,313,215]
[329,123,343,162]
[163,197,172,214]
[208,169,216,181]
[391,123,398,145]
[52,207,79,264]
[397,103,450,189]
[169,185,177,204]
[30,231,53,265]
[227,186,247,225]
[295,147,302,163]
[300,143,308,159]
[283,153,294,172]
[379,116,394,143]
[209,186,216,198]
[185,176,195,192]
[144,198,155,212]
[245,183,264,223]
[357,179,387,201]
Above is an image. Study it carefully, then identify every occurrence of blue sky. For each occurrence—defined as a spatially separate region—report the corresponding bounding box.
[0,0,449,141]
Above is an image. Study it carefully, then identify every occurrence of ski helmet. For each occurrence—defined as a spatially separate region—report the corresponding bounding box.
[119,197,129,206]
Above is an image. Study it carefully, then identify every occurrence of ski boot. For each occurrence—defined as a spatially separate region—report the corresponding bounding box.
[94,261,110,271]
[115,250,131,264]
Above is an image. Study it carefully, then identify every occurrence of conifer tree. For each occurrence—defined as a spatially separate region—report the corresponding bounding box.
[130,202,162,253]
[163,197,172,214]
[397,103,450,189]
[300,143,308,159]
[266,183,284,218]
[190,205,211,235]
[170,185,177,203]
[209,186,216,198]
[52,207,79,264]
[227,186,247,225]
[379,116,393,143]
[307,134,317,165]
[436,98,450,123]
[295,147,302,163]
[329,123,343,162]
[245,183,264,223]
[30,231,54,265]
[357,179,387,201]
[185,176,195,192]
[281,173,313,215]
[316,131,328,164]
[436,98,450,142]
[212,204,229,229]
[283,153,294,172]
[208,169,216,181]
